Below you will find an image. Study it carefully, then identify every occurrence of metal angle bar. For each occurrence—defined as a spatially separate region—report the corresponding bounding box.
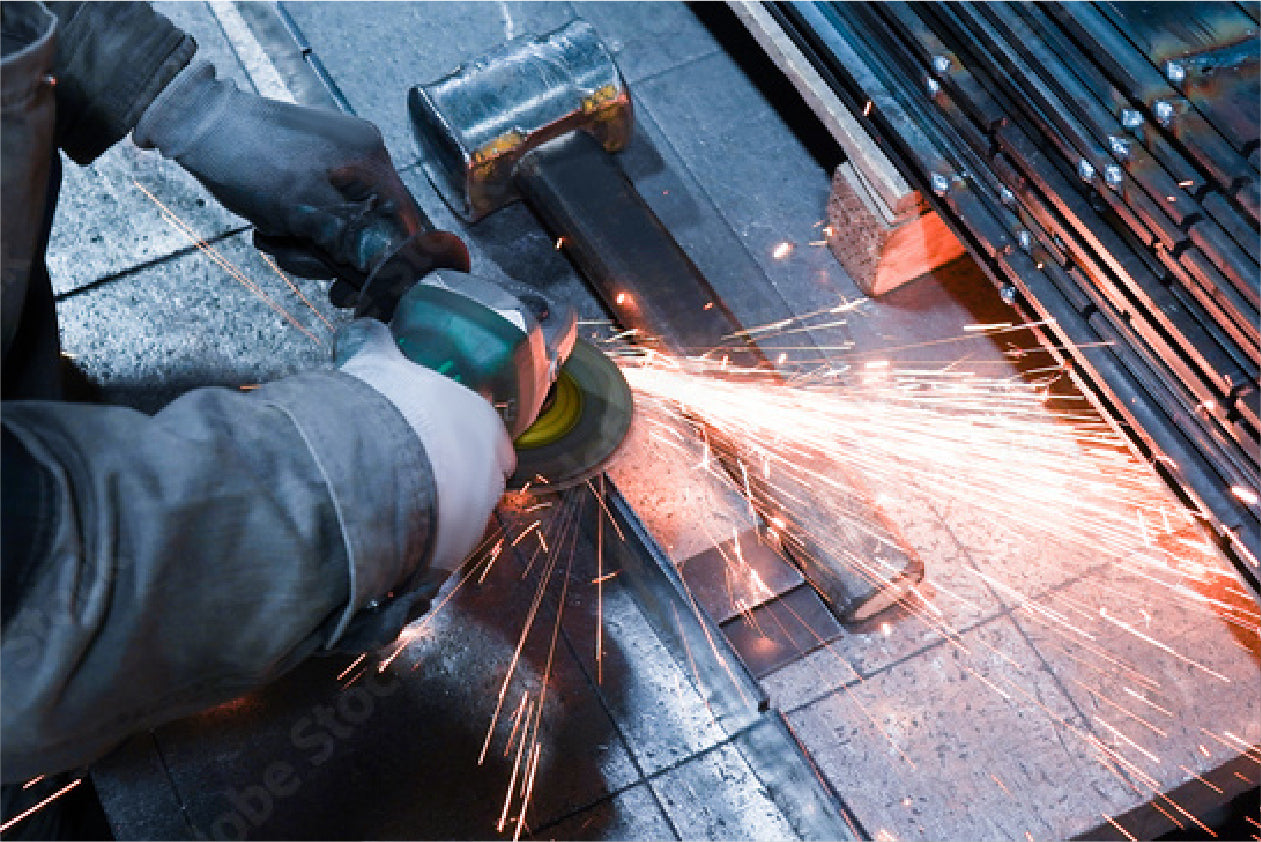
[594,486,768,724]
[583,487,868,842]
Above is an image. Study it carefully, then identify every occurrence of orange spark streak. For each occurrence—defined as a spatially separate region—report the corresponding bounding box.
[498,699,532,834]
[258,252,335,333]
[1104,815,1139,842]
[504,693,530,754]
[1199,728,1261,765]
[478,534,563,765]
[514,742,543,842]
[1093,716,1161,764]
[1,779,82,833]
[133,181,323,347]
[510,520,542,547]
[1071,680,1167,737]
[335,653,366,682]
[594,477,606,684]
[1220,731,1261,763]
[1177,765,1224,794]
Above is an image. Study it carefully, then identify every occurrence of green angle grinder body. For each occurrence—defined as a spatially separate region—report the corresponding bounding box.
[388,273,632,490]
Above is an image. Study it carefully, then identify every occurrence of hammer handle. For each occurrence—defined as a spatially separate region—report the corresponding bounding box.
[515,132,762,366]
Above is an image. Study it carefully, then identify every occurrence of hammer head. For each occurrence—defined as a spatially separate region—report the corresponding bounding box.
[409,19,631,222]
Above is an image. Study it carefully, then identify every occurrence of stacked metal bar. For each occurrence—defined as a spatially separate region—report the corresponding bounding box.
[770,1,1260,594]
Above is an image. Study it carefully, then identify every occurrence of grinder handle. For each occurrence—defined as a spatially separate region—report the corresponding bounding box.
[514,131,763,366]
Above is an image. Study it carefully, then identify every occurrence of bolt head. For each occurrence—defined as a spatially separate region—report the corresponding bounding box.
[1120,108,1144,129]
[1107,135,1132,160]
[999,186,1016,207]
[1104,164,1124,189]
[1000,284,1018,304]
[1154,100,1175,123]
[1165,60,1186,83]
[932,54,952,75]
[1017,229,1032,251]
[1077,158,1096,181]
[926,76,941,96]
[930,172,950,195]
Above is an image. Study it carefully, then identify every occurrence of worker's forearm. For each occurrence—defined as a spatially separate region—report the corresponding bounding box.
[0,372,436,783]
[45,1,196,163]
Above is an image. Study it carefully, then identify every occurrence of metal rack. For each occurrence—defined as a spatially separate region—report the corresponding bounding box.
[766,1,1261,595]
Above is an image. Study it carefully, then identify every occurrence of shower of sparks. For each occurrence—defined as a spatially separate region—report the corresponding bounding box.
[598,319,1259,838]
[616,348,1198,566]
[133,171,1258,837]
[327,317,1257,840]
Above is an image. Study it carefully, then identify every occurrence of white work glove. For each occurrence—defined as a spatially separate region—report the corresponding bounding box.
[335,319,516,574]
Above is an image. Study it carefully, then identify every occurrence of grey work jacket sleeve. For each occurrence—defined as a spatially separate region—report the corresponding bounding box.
[0,371,436,783]
[44,1,196,164]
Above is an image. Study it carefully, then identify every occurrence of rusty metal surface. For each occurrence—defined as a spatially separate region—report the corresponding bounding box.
[1099,1,1260,155]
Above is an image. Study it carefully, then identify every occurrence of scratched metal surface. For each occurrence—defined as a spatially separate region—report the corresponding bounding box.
[52,2,1261,840]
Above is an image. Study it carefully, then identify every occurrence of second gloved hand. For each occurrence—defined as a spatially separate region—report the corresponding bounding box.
[335,319,516,574]
[132,60,467,299]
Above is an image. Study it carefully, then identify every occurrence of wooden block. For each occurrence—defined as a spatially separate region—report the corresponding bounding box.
[826,164,967,296]
[728,2,966,297]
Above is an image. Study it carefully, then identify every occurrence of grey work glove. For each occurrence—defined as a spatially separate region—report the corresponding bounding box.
[335,319,516,576]
[133,60,468,305]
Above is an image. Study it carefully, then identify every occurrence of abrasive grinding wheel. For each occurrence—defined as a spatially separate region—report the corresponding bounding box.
[510,339,633,490]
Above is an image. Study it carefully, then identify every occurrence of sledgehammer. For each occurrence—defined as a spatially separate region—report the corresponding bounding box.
[408,19,758,364]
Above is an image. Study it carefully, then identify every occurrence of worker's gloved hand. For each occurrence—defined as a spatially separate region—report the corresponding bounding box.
[335,318,516,576]
[133,60,466,304]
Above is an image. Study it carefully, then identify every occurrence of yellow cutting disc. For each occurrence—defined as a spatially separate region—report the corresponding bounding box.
[510,339,633,490]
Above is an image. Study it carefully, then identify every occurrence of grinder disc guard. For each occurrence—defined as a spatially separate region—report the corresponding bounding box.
[511,339,632,490]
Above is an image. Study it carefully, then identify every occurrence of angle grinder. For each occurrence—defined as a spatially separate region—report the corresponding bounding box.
[349,232,633,490]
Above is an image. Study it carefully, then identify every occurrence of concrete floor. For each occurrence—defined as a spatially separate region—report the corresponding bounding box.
[45,2,1261,840]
